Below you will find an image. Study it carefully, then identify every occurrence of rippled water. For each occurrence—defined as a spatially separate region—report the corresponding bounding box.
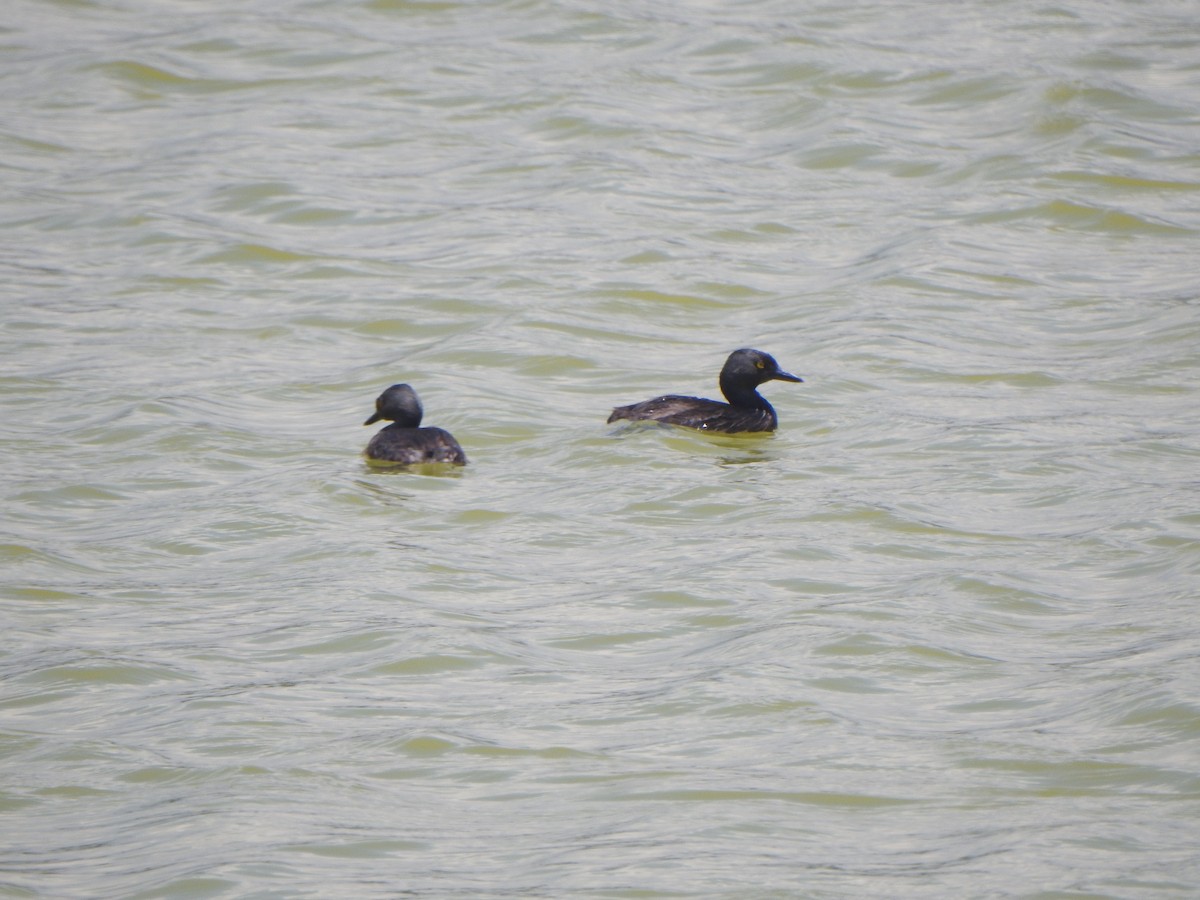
[3,0,1199,896]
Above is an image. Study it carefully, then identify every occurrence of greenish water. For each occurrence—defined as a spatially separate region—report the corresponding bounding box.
[3,0,1199,896]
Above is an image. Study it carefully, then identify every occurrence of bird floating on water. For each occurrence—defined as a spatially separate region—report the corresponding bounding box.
[607,348,802,434]
[363,384,467,465]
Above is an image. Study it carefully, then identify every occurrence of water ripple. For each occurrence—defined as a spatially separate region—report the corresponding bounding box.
[3,0,1200,895]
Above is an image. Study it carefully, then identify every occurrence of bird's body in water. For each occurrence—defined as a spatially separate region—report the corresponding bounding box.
[607,348,802,434]
[363,384,467,465]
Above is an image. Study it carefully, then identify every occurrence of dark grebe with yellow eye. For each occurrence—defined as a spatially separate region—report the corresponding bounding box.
[607,348,802,434]
[363,384,466,465]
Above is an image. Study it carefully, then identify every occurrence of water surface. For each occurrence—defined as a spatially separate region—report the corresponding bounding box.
[2,0,1199,896]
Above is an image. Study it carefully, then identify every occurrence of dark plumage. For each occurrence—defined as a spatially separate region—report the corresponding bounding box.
[607,348,802,434]
[363,384,467,465]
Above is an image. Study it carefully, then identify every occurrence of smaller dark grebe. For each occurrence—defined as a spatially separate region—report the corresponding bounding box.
[607,348,802,434]
[363,384,466,465]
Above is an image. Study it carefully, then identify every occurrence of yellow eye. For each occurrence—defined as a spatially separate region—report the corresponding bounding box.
[755,360,765,369]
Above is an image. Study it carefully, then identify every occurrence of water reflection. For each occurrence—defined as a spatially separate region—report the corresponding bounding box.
[361,460,467,478]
